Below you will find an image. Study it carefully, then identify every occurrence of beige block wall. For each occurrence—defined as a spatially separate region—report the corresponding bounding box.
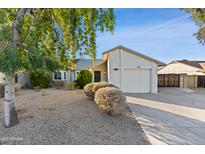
[180,74,197,88]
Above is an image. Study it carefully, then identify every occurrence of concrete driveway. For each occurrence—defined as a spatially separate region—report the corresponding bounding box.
[126,88,205,145]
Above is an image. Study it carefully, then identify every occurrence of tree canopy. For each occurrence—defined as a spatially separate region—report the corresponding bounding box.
[183,8,205,45]
[0,9,115,76]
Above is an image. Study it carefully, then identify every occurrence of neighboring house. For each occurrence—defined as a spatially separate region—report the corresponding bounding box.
[158,60,205,88]
[93,45,165,93]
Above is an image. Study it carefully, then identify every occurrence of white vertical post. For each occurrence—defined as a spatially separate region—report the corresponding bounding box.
[151,62,157,93]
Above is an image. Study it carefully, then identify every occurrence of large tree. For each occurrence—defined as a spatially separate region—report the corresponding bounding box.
[0,8,115,127]
[183,8,205,45]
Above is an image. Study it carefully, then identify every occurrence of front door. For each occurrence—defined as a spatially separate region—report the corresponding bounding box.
[94,71,101,82]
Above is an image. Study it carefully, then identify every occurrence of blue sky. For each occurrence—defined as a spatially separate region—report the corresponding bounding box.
[95,8,205,63]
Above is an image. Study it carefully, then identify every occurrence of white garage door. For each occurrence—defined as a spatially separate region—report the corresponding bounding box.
[121,69,151,93]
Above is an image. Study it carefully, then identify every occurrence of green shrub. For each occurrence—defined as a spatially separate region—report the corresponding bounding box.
[76,69,92,89]
[64,82,76,90]
[30,70,51,88]
[33,86,41,92]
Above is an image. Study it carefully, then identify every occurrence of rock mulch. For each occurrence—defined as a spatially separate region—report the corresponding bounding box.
[0,88,150,145]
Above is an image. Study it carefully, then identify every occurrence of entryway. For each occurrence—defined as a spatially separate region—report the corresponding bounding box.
[94,71,101,82]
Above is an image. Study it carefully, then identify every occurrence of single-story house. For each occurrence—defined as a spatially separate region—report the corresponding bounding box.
[93,45,165,93]
[17,59,102,88]
[52,59,102,83]
[17,45,165,93]
[158,60,205,88]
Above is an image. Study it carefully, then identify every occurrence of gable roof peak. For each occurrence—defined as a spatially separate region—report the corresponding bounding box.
[170,60,204,69]
[103,45,166,66]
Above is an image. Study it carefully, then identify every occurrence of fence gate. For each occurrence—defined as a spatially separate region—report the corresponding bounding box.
[158,74,180,87]
[198,76,205,88]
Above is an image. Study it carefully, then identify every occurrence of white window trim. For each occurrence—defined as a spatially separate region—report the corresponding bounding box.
[53,71,67,81]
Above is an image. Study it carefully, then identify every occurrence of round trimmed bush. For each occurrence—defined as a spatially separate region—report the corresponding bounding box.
[92,82,118,94]
[76,69,92,89]
[94,87,126,115]
[30,70,51,88]
[84,82,96,99]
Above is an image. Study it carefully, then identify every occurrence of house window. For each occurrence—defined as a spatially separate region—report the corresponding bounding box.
[54,72,62,80]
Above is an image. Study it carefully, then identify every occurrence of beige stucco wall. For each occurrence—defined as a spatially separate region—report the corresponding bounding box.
[158,63,202,75]
[94,62,107,82]
[107,48,158,93]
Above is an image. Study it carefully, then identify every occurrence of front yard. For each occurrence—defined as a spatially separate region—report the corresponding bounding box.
[0,88,149,145]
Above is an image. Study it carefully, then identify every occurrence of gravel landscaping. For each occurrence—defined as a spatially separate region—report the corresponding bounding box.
[0,88,150,145]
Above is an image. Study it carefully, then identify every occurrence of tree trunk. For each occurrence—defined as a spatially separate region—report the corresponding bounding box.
[4,75,19,127]
[12,8,28,48]
[4,8,28,127]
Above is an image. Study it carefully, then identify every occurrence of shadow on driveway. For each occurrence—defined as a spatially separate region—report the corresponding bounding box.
[126,88,205,144]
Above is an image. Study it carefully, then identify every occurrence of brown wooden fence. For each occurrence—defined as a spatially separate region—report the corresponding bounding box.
[158,74,180,87]
[198,76,205,88]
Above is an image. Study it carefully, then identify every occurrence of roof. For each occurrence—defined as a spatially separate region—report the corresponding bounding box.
[170,60,205,69]
[103,45,166,66]
[75,59,102,70]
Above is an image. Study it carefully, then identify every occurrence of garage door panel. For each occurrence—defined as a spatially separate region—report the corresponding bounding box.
[121,69,151,93]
